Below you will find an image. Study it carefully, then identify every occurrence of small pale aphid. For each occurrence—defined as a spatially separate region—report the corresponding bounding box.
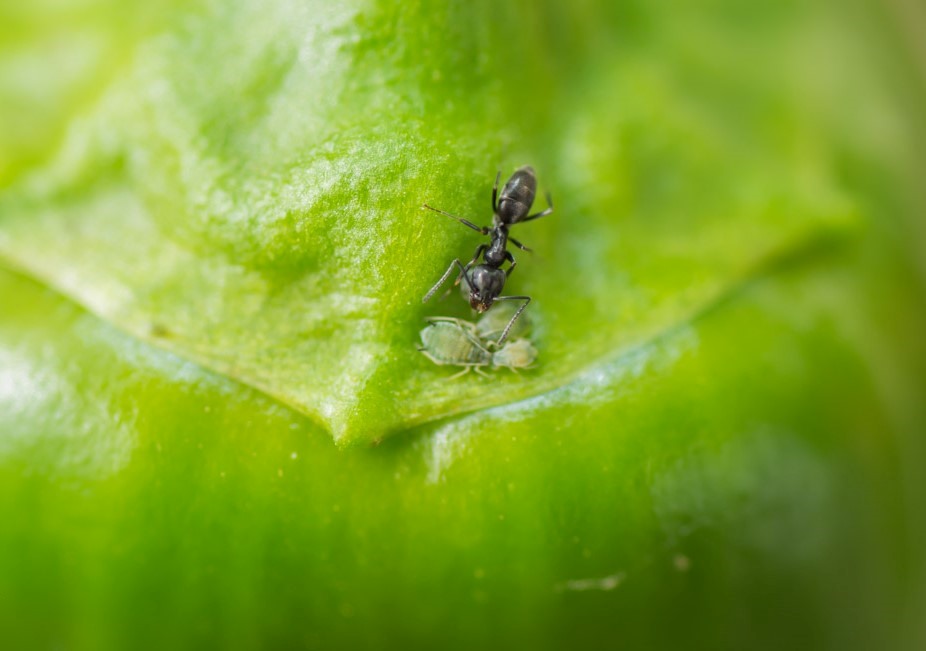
[491,337,537,371]
[418,318,537,377]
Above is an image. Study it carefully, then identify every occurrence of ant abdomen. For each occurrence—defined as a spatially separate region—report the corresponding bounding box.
[496,166,537,224]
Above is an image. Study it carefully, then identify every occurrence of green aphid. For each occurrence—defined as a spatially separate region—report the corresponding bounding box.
[418,317,537,378]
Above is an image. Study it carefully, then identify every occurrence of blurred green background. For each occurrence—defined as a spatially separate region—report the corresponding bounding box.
[1,1,925,649]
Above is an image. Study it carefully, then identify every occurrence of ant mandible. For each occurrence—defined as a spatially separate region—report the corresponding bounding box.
[421,165,553,346]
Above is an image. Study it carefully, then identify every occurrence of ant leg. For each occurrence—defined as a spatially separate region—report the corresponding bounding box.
[509,236,532,252]
[423,259,472,303]
[519,192,554,223]
[491,171,501,213]
[505,251,517,278]
[454,244,486,287]
[422,204,489,234]
[441,243,486,299]
[492,295,531,346]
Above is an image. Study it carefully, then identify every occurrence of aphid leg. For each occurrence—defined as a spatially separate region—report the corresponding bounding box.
[504,251,517,278]
[491,170,501,213]
[425,316,478,335]
[509,236,532,252]
[446,366,473,381]
[464,328,493,353]
[520,191,554,223]
[493,295,531,346]
[422,204,489,234]
[418,349,445,366]
[474,366,491,378]
[423,259,472,303]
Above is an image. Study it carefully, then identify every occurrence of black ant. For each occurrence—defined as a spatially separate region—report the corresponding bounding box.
[422,165,553,346]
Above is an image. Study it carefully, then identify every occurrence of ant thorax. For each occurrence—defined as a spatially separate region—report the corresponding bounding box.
[483,228,509,266]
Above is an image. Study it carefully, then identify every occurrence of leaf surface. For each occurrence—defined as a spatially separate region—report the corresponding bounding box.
[2,1,926,649]
[0,0,853,445]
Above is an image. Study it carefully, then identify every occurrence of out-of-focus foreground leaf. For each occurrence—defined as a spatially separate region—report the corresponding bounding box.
[1,0,925,649]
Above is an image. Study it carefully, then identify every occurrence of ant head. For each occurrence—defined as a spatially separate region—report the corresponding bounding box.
[465,265,506,313]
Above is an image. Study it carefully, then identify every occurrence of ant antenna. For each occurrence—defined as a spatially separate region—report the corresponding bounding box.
[423,258,473,304]
[422,205,488,235]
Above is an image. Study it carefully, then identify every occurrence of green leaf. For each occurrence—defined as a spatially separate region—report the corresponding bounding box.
[0,0,854,446]
[0,250,916,649]
[2,0,925,649]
